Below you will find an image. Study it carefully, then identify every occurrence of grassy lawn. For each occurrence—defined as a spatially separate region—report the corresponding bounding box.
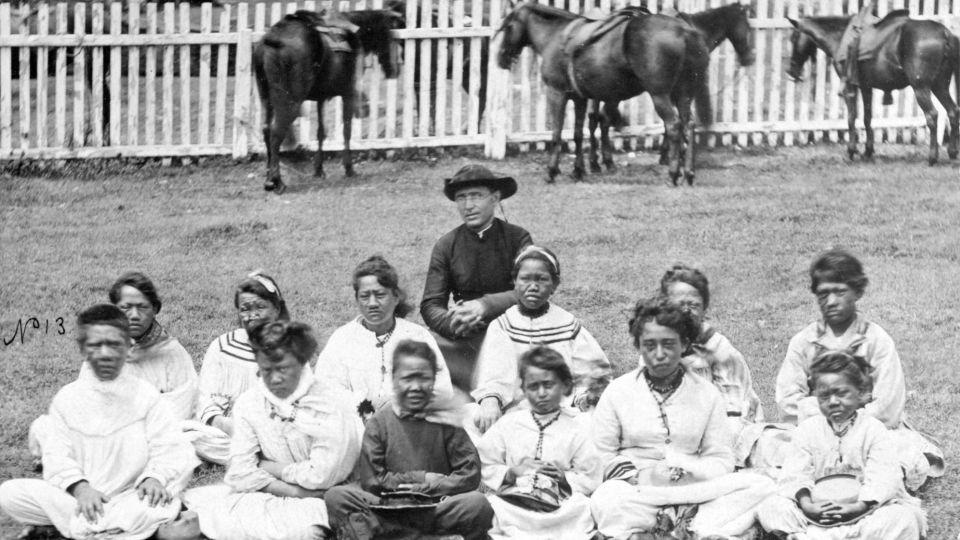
[1,143,958,537]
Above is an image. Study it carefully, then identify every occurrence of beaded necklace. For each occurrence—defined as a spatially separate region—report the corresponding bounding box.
[829,411,858,466]
[362,318,396,384]
[530,409,562,460]
[642,367,684,445]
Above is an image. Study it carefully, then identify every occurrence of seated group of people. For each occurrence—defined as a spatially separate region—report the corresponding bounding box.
[0,165,946,540]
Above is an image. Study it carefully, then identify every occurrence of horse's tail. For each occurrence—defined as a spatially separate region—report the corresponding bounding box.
[686,33,713,127]
[954,32,960,117]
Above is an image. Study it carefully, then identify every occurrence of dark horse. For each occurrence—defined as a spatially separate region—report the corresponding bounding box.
[588,3,755,174]
[497,1,712,184]
[254,9,403,193]
[787,14,959,164]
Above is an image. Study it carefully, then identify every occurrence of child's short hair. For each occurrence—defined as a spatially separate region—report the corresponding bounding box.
[809,249,869,295]
[392,339,439,374]
[660,263,710,310]
[808,350,874,393]
[518,346,574,396]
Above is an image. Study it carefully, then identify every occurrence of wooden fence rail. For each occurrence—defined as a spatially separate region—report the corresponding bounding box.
[0,0,957,162]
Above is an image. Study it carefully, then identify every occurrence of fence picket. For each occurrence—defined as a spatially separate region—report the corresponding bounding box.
[436,0,449,137]
[145,3,157,146]
[233,5,252,158]
[19,3,32,150]
[0,3,10,151]
[162,4,175,146]
[199,3,212,145]
[73,3,86,148]
[36,3,49,149]
[128,1,141,146]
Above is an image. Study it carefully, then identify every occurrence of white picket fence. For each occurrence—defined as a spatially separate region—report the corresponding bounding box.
[0,0,957,161]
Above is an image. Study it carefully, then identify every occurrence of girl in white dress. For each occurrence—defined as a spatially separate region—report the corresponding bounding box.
[315,255,453,421]
[187,320,362,540]
[472,245,611,435]
[478,346,602,540]
[758,351,926,539]
[185,272,290,464]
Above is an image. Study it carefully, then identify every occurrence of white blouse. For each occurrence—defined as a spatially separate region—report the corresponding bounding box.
[44,369,199,496]
[314,317,453,411]
[195,329,260,425]
[225,372,362,492]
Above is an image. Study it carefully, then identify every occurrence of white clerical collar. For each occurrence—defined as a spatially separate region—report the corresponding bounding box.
[474,222,494,239]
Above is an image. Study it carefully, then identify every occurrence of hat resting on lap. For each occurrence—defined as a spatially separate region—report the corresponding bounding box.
[443,164,517,201]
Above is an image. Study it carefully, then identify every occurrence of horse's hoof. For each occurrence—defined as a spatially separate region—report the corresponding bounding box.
[666,173,680,187]
[658,155,670,166]
[604,161,616,172]
[273,180,287,195]
[546,169,559,184]
[928,157,938,166]
[685,171,695,186]
[344,168,356,178]
[590,162,602,173]
[949,151,958,160]
[572,169,585,182]
[264,180,278,191]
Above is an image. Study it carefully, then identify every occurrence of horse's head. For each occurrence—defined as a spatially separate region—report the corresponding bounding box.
[726,3,755,67]
[786,18,818,82]
[348,9,405,79]
[496,2,530,69]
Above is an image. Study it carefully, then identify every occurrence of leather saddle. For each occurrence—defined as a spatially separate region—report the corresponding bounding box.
[837,9,910,63]
[563,6,649,54]
[561,6,649,96]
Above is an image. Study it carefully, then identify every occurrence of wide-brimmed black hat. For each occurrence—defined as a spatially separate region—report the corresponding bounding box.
[443,164,517,201]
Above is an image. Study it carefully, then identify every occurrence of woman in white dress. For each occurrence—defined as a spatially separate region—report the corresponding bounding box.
[659,264,763,439]
[187,320,362,540]
[590,297,774,539]
[0,304,199,540]
[478,346,602,540]
[315,255,453,421]
[185,272,290,464]
[472,245,611,435]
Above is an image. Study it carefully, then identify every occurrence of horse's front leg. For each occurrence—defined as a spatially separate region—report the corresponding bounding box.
[914,87,939,165]
[600,101,617,171]
[588,100,602,173]
[315,105,326,179]
[545,88,568,183]
[676,94,696,185]
[341,92,356,177]
[861,87,874,160]
[650,94,681,185]
[571,98,587,180]
[845,90,859,160]
[265,101,297,193]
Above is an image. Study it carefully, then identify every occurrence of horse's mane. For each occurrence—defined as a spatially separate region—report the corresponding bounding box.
[521,2,580,21]
[686,3,745,24]
[283,10,327,28]
[344,9,402,53]
[802,15,851,35]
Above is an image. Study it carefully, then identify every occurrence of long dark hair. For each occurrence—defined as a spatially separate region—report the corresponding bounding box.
[352,255,413,318]
[109,271,162,313]
[234,272,291,321]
